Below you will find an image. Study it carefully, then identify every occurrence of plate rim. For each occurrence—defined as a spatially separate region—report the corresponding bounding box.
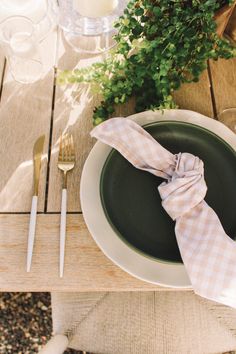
[80,109,236,288]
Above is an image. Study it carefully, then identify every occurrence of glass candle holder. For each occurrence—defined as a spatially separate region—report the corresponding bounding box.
[58,0,128,53]
[0,16,43,84]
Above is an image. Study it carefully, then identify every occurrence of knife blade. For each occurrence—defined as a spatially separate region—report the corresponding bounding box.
[27,135,45,272]
[33,135,45,196]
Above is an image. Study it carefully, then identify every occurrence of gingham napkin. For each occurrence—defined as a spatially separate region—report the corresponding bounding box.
[91,117,236,308]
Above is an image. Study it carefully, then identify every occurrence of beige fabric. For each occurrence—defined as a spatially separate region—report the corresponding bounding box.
[51,291,236,354]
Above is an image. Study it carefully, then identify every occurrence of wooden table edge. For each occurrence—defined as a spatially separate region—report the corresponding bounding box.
[0,214,193,292]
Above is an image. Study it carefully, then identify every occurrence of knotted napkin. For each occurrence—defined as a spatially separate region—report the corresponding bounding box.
[91,118,236,308]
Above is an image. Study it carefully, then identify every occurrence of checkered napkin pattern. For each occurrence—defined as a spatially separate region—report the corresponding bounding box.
[91,117,236,308]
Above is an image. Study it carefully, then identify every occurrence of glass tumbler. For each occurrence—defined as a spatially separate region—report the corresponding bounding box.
[0,0,58,42]
[58,0,128,53]
[0,16,43,84]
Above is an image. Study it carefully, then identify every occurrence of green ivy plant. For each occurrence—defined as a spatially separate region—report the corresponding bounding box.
[59,0,236,125]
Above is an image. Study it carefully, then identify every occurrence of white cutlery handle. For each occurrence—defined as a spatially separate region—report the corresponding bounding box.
[39,334,69,354]
[27,195,38,272]
[60,188,67,278]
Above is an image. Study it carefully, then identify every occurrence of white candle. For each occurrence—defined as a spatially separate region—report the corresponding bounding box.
[0,0,47,23]
[73,0,118,18]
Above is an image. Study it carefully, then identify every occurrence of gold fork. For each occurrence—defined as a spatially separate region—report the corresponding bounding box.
[58,133,75,277]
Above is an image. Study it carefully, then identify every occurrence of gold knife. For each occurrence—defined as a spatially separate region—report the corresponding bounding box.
[27,135,45,272]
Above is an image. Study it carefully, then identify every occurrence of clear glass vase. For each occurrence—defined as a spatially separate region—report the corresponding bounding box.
[58,0,128,53]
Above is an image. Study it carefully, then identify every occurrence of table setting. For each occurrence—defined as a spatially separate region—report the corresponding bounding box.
[26,132,75,278]
[80,109,236,307]
[0,0,236,309]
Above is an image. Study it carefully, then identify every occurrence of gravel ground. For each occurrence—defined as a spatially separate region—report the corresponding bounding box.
[1,293,235,354]
[0,293,81,354]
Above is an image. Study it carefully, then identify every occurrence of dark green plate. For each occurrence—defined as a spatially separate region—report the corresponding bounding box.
[100,121,236,263]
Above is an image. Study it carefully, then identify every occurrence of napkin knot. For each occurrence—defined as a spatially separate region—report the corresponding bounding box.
[158,152,207,220]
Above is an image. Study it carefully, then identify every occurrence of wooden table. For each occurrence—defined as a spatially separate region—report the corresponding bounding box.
[0,29,235,292]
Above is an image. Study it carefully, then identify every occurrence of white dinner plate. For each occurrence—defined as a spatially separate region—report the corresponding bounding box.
[80,109,236,288]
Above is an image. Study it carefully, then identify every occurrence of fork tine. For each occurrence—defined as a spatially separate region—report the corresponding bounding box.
[62,133,65,160]
[66,134,73,160]
[65,133,70,160]
[69,134,74,160]
[59,134,63,158]
[63,133,68,160]
[67,134,71,160]
[70,134,75,157]
[58,132,76,163]
[65,133,72,161]
[62,134,65,160]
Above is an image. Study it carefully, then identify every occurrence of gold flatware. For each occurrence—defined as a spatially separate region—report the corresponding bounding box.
[58,133,75,277]
[27,135,45,272]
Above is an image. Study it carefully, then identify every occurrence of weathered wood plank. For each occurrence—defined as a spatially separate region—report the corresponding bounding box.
[209,58,236,131]
[0,30,57,212]
[172,70,214,118]
[0,214,191,292]
[0,53,6,90]
[47,32,103,212]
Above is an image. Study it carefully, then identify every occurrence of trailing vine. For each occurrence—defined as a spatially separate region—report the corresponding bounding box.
[59,0,236,125]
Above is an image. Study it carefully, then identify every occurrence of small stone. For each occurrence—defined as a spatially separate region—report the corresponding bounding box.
[32,343,39,349]
[0,292,52,352]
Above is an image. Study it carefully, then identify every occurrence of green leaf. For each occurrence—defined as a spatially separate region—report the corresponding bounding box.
[58,0,236,125]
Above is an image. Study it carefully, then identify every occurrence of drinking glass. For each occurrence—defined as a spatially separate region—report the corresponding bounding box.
[0,16,43,84]
[58,0,128,53]
[0,0,58,42]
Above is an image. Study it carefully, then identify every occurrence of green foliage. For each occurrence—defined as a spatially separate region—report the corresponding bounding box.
[59,0,236,125]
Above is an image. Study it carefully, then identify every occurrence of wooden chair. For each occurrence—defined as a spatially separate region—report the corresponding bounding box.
[39,291,236,354]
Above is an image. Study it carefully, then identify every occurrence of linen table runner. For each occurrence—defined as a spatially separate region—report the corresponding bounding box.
[91,118,236,308]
